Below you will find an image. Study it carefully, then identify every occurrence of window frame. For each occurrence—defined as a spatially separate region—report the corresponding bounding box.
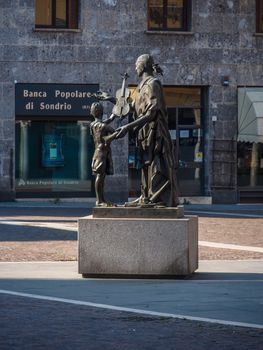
[35,0,78,29]
[147,0,190,32]
[256,0,263,33]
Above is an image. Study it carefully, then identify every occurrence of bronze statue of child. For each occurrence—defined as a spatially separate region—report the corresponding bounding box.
[89,102,116,206]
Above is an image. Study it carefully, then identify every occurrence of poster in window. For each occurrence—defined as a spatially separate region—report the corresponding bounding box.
[169,130,177,140]
[180,130,190,138]
[195,152,203,163]
[42,134,64,167]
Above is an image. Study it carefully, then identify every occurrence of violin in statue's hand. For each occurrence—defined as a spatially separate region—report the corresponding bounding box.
[112,73,131,119]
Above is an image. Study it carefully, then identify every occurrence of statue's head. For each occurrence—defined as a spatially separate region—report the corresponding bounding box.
[135,54,163,77]
[90,102,103,119]
[135,54,154,77]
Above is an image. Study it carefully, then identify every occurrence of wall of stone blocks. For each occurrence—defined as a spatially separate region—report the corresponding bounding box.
[0,0,263,202]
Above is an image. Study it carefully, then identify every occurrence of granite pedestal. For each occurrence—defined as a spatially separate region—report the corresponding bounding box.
[78,207,198,277]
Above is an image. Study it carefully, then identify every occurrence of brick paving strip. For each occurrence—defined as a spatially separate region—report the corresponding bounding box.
[199,241,263,253]
[5,220,263,253]
[0,213,263,261]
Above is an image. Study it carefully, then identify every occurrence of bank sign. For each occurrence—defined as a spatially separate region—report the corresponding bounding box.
[15,83,99,117]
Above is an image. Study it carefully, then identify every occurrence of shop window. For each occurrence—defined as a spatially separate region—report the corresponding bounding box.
[237,142,263,187]
[148,0,191,31]
[35,0,78,29]
[256,0,263,33]
[15,121,95,197]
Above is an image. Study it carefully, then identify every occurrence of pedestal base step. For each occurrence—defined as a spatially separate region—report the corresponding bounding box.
[78,214,198,277]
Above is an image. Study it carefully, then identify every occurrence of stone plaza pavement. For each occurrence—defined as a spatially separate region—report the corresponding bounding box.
[0,201,263,349]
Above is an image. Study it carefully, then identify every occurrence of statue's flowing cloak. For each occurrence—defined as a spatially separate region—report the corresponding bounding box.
[134,76,179,206]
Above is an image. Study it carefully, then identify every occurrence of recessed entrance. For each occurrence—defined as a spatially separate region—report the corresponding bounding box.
[129,86,206,197]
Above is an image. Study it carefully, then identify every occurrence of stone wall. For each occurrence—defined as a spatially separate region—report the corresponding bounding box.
[0,0,262,202]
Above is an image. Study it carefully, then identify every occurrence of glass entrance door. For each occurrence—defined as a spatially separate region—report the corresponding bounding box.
[237,141,263,202]
[168,107,204,196]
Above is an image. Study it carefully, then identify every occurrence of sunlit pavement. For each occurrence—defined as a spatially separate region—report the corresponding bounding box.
[0,260,262,329]
[0,202,263,348]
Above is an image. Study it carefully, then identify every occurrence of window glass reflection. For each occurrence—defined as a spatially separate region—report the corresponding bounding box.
[15,121,94,195]
[148,0,188,31]
[35,0,78,29]
[167,0,183,29]
[148,0,164,29]
[56,0,67,27]
[259,0,263,32]
[237,142,263,187]
[35,0,52,26]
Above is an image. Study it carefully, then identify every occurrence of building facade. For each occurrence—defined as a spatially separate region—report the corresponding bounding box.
[0,0,263,203]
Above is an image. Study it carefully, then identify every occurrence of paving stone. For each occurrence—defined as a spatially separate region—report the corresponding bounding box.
[0,295,262,350]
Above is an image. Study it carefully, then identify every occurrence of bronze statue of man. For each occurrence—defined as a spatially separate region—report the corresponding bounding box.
[98,54,179,207]
[89,102,116,206]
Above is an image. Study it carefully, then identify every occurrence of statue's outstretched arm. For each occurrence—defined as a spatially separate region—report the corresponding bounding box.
[104,113,116,125]
[115,111,156,139]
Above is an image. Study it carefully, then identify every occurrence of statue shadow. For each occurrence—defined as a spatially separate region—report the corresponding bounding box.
[0,223,77,242]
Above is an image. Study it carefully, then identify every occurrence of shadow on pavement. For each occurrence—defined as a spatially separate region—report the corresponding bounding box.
[0,272,263,327]
[191,272,263,280]
[185,211,263,218]
[0,223,77,241]
[0,207,91,219]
